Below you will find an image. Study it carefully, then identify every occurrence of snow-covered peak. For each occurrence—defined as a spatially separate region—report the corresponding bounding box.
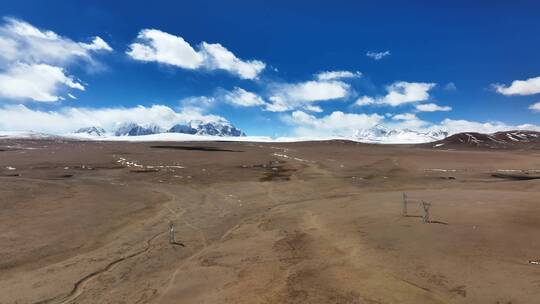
[114,123,163,136]
[169,120,245,137]
[168,124,197,134]
[354,125,448,143]
[75,126,106,136]
[354,124,391,138]
[426,130,449,139]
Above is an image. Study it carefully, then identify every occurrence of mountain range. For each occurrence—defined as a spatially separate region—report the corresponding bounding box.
[68,124,540,148]
[353,125,448,144]
[75,120,246,137]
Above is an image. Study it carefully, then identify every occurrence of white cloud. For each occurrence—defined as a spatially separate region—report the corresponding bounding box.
[415,103,452,112]
[80,36,113,52]
[200,42,265,80]
[493,76,540,96]
[0,17,112,66]
[387,117,540,135]
[286,110,383,137]
[366,50,390,60]
[223,87,265,107]
[0,104,227,134]
[0,17,112,102]
[433,119,540,134]
[0,36,17,59]
[356,81,435,107]
[127,29,265,79]
[355,96,375,106]
[0,63,84,102]
[180,96,215,110]
[126,29,203,69]
[391,113,429,129]
[264,98,290,112]
[304,105,323,112]
[444,82,457,91]
[381,82,435,106]
[392,113,418,121]
[315,70,362,81]
[267,80,350,112]
[277,81,350,102]
[283,108,540,139]
[529,102,540,112]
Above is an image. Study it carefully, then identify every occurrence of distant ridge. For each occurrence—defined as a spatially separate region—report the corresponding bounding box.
[427,130,540,149]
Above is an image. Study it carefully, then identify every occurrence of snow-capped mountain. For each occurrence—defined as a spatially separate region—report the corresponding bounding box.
[95,121,247,137]
[354,125,448,144]
[168,124,197,135]
[75,126,107,136]
[114,123,163,136]
[169,120,245,137]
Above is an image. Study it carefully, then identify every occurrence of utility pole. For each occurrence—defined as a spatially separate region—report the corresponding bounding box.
[421,201,431,223]
[169,222,175,244]
[402,193,408,217]
[169,222,185,247]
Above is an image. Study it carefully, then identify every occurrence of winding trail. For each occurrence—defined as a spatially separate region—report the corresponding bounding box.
[34,231,165,304]
[34,187,208,304]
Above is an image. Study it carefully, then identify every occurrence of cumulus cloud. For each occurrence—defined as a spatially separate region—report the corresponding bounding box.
[0,17,112,66]
[355,96,375,106]
[415,103,452,112]
[274,81,350,102]
[264,99,290,112]
[529,102,540,112]
[304,105,323,113]
[282,107,540,139]
[392,113,418,121]
[387,117,540,135]
[127,29,265,79]
[285,110,383,137]
[80,37,113,52]
[433,119,540,134]
[493,76,540,96]
[0,104,227,134]
[391,113,429,128]
[389,115,540,135]
[315,70,362,81]
[0,63,84,102]
[355,81,435,107]
[126,29,203,69]
[0,17,112,102]
[266,80,350,112]
[223,87,265,107]
[200,42,265,80]
[180,95,215,110]
[366,50,390,60]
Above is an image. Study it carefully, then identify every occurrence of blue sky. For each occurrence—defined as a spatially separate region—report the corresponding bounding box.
[1,0,540,137]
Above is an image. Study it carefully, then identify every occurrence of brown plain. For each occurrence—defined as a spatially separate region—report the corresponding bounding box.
[1,139,539,304]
